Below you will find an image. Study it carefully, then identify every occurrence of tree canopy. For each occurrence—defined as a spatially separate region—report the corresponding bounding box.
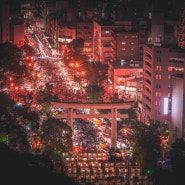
[0,42,27,75]
[39,118,73,165]
[129,121,162,173]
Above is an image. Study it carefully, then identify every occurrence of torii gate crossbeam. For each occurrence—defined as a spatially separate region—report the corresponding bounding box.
[51,102,134,148]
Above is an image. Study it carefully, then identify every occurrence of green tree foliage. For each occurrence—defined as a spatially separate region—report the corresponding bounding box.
[129,121,162,173]
[0,42,27,90]
[118,107,137,122]
[37,83,59,116]
[85,84,104,102]
[0,93,29,152]
[20,43,35,56]
[39,118,73,165]
[68,38,84,53]
[14,106,39,122]
[0,42,26,75]
[0,119,29,152]
[64,39,101,85]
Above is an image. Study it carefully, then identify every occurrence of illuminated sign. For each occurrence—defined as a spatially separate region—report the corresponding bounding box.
[163,98,168,114]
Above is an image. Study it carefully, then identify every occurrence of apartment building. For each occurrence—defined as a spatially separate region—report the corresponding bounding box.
[142,44,185,124]
[76,21,94,59]
[93,20,125,64]
[0,1,24,46]
[178,3,185,49]
[111,30,139,62]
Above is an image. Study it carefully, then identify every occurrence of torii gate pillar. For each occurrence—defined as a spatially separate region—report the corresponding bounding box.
[67,108,73,127]
[111,108,117,148]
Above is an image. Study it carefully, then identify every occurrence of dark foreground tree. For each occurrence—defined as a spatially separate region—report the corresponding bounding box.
[39,118,73,169]
[0,41,27,75]
[0,143,79,185]
[129,121,162,173]
[170,138,185,185]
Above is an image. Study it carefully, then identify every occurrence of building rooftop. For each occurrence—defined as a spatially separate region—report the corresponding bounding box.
[110,60,143,69]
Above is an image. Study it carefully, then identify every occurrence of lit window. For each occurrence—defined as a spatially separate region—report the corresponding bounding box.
[168,67,173,71]
[164,98,168,115]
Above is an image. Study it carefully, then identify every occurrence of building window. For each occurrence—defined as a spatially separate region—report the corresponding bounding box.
[156,83,161,88]
[156,74,161,79]
[121,42,126,45]
[155,110,160,115]
[157,57,161,62]
[168,67,172,71]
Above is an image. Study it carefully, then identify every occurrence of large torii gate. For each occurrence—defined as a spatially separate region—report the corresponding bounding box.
[51,102,134,148]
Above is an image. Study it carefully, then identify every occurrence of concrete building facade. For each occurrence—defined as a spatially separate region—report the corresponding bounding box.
[142,44,185,123]
[178,3,185,49]
[111,30,139,62]
[76,21,94,59]
[170,74,185,144]
[1,2,24,46]
[108,60,143,102]
[93,21,124,64]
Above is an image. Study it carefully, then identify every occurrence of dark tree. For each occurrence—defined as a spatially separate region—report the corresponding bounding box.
[169,138,185,185]
[39,118,73,167]
[0,42,27,75]
[129,121,162,173]
[0,119,29,152]
[0,143,79,185]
